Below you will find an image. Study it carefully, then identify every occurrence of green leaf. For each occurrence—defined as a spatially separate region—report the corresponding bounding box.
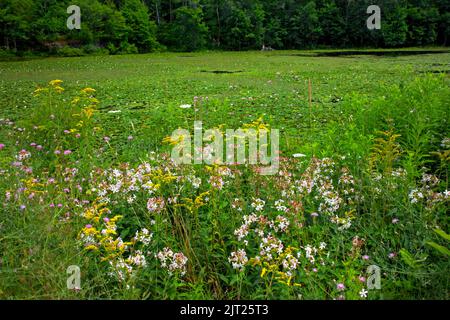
[426,242,450,257]
[433,229,450,242]
[399,248,414,266]
[218,273,230,285]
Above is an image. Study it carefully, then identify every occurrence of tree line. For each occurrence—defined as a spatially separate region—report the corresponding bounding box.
[1,0,448,55]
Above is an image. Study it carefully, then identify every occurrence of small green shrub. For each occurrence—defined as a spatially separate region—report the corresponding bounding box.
[57,46,86,57]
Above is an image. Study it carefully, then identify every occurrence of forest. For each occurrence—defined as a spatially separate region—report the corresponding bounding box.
[1,0,449,56]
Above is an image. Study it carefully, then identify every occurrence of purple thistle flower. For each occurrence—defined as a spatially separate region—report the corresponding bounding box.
[388,252,397,259]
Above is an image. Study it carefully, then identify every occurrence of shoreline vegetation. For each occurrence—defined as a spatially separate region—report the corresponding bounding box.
[1,0,449,58]
[1,47,449,62]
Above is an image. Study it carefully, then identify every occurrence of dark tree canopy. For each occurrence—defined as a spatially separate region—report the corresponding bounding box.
[0,0,448,55]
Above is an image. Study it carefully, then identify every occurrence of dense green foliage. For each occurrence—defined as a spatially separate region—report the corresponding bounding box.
[0,0,449,55]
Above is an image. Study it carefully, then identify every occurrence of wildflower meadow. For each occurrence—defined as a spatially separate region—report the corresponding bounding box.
[0,50,449,301]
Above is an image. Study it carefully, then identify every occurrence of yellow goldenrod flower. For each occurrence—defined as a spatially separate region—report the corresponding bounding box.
[33,87,48,96]
[83,209,96,220]
[110,215,123,223]
[82,106,96,119]
[71,97,80,104]
[99,208,110,215]
[104,229,117,236]
[162,134,186,146]
[49,79,63,86]
[261,267,267,277]
[81,87,96,95]
[89,97,99,102]
[194,191,210,208]
[53,86,64,93]
[83,227,98,236]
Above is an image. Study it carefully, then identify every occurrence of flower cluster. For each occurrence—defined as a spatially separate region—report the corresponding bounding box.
[409,173,449,208]
[206,165,236,190]
[228,249,248,271]
[156,247,188,276]
[79,202,153,283]
[147,197,166,213]
[109,250,148,282]
[230,197,331,286]
[276,157,358,229]
[134,228,153,245]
